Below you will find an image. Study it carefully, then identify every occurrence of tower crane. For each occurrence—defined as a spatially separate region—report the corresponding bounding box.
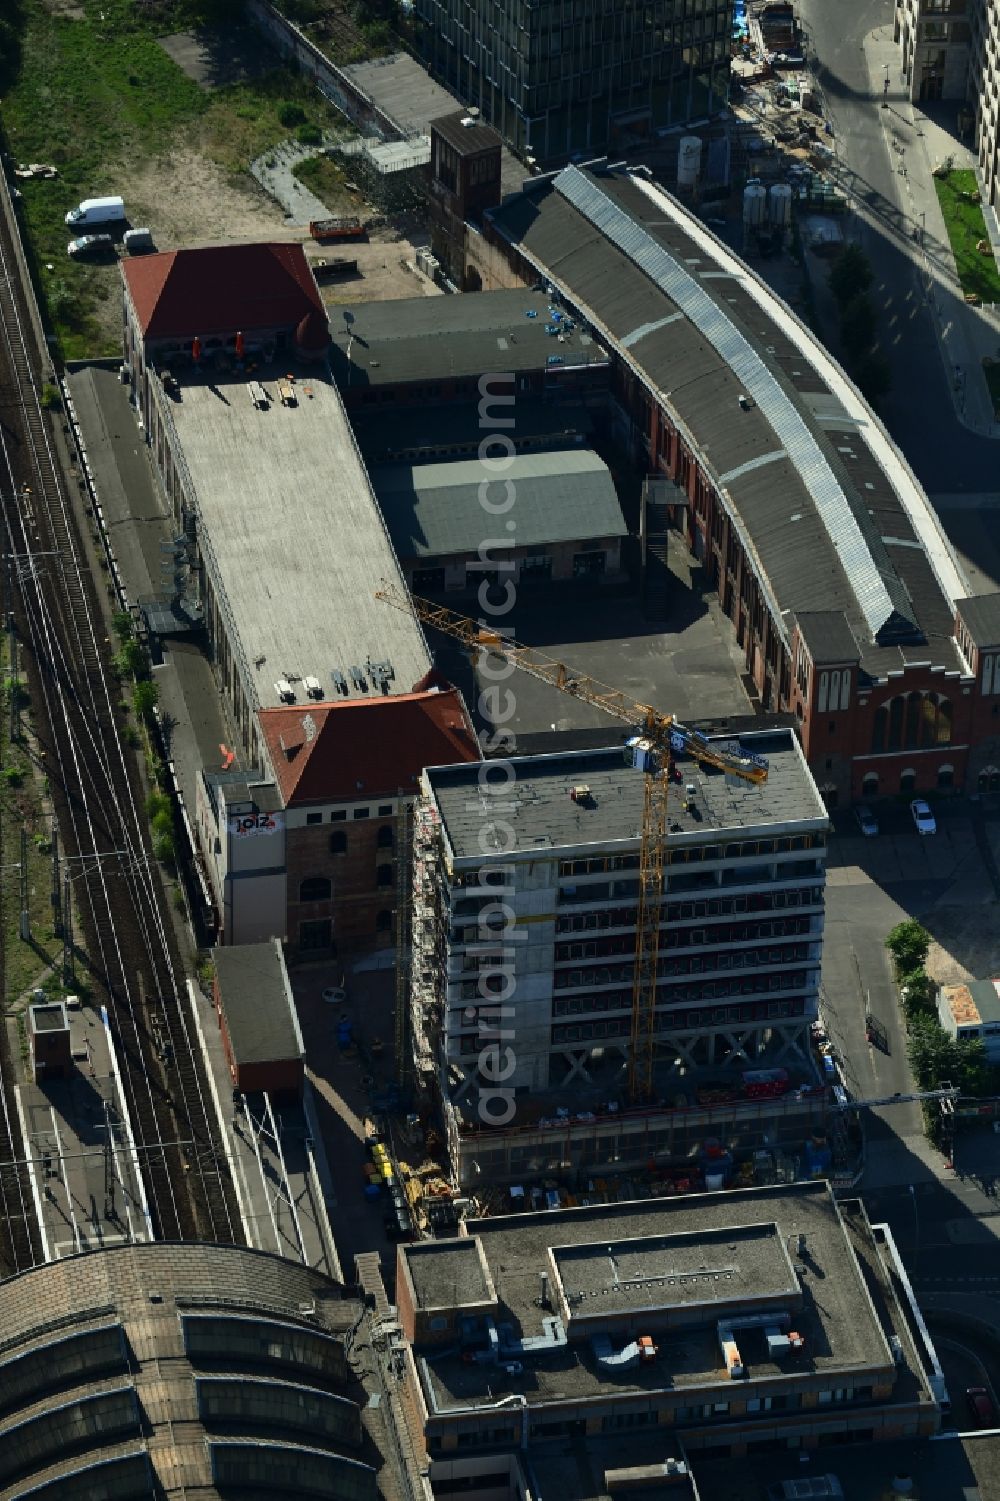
[376,583,768,1102]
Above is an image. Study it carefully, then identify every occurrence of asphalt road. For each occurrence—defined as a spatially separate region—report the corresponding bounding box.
[797,0,1000,492]
[821,802,1000,1346]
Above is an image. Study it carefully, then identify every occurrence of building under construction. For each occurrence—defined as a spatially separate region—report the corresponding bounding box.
[333,134,431,215]
[409,727,840,1193]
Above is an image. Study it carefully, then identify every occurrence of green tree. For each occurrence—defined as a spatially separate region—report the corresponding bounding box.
[908,1013,988,1095]
[111,611,134,644]
[132,680,159,722]
[0,1,26,91]
[899,967,936,1023]
[828,243,873,307]
[114,638,147,681]
[855,350,892,405]
[46,282,83,332]
[885,919,930,976]
[296,122,322,146]
[840,293,877,362]
[153,828,175,865]
[278,101,307,127]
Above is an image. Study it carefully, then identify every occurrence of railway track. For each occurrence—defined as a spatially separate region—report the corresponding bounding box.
[0,191,241,1264]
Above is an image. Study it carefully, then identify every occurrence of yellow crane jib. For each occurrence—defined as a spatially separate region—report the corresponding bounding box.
[375,582,769,1102]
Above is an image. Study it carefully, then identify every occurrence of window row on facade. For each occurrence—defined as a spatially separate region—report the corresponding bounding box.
[298,911,393,951]
[443,891,826,948]
[298,870,394,902]
[554,915,814,960]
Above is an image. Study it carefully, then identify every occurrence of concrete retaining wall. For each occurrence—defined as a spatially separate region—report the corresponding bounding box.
[246,0,403,142]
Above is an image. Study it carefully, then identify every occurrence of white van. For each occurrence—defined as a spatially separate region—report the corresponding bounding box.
[123,227,155,254]
[64,196,126,228]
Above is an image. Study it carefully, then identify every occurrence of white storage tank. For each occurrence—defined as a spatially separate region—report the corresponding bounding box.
[677,135,702,187]
[769,182,793,226]
[743,183,767,228]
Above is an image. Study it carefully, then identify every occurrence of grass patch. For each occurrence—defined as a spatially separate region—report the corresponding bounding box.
[0,645,62,1005]
[291,151,359,215]
[197,71,348,174]
[3,0,345,357]
[933,168,1000,305]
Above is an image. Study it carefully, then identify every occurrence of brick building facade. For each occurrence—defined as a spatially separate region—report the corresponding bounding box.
[260,683,479,956]
[478,163,1000,806]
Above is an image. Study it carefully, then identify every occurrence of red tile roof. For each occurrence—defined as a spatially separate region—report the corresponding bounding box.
[122,242,326,343]
[260,687,479,806]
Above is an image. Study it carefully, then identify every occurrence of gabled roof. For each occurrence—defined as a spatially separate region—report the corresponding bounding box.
[122,242,326,343]
[260,687,478,806]
[370,448,626,559]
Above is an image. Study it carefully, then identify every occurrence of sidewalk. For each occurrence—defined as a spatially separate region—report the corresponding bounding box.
[862,24,1000,438]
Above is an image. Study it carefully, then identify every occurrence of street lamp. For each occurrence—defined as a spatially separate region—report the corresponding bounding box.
[883,64,890,108]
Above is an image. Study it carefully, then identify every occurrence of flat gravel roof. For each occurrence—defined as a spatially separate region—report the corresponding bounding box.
[169,370,429,711]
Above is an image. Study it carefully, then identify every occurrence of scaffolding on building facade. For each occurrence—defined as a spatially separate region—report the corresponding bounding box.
[333,134,431,215]
[409,797,444,1088]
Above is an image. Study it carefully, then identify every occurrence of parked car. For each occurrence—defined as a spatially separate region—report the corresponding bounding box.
[966,1386,996,1427]
[855,805,879,837]
[910,798,937,835]
[123,227,155,254]
[67,234,115,259]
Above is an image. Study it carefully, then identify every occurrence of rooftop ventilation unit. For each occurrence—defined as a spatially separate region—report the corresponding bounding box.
[275,679,295,703]
[304,675,323,699]
[332,669,349,695]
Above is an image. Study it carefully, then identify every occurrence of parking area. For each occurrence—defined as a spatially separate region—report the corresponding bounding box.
[820,800,1000,1186]
[428,534,755,745]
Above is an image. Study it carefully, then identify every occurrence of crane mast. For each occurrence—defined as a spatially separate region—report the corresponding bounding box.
[376,583,768,1103]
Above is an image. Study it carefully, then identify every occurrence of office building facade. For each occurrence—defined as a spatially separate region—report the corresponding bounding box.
[416,0,734,163]
[412,730,831,1186]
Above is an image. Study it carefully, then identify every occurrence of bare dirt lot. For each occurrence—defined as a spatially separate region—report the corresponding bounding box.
[83,149,437,348]
[926,908,1000,988]
[128,149,290,248]
[311,237,441,305]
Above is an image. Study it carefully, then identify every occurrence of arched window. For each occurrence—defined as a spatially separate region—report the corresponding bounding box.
[905,691,923,750]
[862,772,879,797]
[375,909,392,933]
[876,691,954,753]
[376,864,393,888]
[937,764,954,789]
[376,825,394,849]
[330,831,347,855]
[299,875,331,902]
[980,767,1000,793]
[899,768,916,794]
